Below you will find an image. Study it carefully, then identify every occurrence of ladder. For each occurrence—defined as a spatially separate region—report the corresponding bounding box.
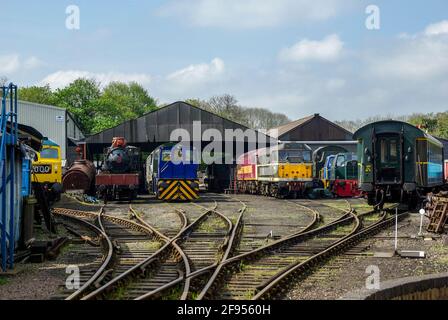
[427,200,448,234]
[0,83,18,272]
[225,165,238,195]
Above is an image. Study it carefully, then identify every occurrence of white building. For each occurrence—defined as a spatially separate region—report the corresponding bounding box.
[15,100,84,165]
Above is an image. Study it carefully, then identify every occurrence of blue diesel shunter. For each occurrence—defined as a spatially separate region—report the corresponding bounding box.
[145,143,200,201]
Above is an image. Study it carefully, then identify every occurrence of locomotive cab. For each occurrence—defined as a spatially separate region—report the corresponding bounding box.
[146,144,200,201]
[32,138,63,199]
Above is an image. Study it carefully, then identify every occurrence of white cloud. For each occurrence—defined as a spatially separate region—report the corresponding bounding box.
[242,93,309,112]
[370,24,448,79]
[166,58,225,86]
[158,0,354,29]
[326,78,346,91]
[279,34,344,63]
[40,70,152,89]
[425,20,448,36]
[23,56,44,69]
[0,54,21,74]
[0,54,44,75]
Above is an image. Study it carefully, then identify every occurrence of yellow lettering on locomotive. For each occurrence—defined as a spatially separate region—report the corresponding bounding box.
[364,165,372,174]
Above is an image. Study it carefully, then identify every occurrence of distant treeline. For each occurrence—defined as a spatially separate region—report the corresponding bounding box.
[186,94,290,131]
[14,78,290,135]
[336,112,448,139]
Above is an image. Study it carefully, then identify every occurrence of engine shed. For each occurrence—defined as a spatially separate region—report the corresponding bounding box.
[85,101,275,191]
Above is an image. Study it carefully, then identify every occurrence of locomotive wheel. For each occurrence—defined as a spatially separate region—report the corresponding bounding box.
[367,192,376,206]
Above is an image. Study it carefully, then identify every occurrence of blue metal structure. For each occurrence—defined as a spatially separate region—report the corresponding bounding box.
[0,83,18,272]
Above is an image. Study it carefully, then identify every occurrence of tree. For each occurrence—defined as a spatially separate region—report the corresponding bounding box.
[53,78,101,134]
[186,95,290,130]
[244,107,290,130]
[92,82,158,133]
[18,85,56,105]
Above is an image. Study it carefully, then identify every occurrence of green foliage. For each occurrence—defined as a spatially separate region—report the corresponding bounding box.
[17,79,158,135]
[337,112,448,139]
[0,277,8,286]
[92,82,157,133]
[408,112,448,139]
[18,85,56,105]
[54,78,101,133]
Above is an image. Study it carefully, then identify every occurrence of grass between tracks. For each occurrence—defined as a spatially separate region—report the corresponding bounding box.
[163,285,183,300]
[197,217,226,233]
[0,277,8,285]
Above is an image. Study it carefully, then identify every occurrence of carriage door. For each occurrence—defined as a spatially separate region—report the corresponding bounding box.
[375,134,402,184]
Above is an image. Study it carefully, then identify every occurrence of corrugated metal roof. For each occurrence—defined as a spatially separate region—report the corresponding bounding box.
[86,101,274,145]
[268,115,315,138]
[269,114,353,139]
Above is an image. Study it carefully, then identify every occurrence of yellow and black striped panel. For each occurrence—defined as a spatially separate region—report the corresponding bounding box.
[157,179,199,201]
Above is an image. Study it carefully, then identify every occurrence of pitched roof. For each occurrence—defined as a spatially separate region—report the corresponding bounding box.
[269,113,353,139]
[86,101,273,145]
[269,115,315,138]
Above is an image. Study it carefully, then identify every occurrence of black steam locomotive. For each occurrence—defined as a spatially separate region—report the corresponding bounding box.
[96,137,141,201]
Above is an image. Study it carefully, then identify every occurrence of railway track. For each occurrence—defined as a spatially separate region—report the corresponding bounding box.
[198,204,406,300]
[231,196,321,255]
[63,199,235,300]
[51,210,113,300]
[253,206,406,300]
[52,206,165,300]
[52,194,403,301]
[134,197,247,300]
[131,202,188,239]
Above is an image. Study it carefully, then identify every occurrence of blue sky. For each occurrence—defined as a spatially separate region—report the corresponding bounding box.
[1,0,448,121]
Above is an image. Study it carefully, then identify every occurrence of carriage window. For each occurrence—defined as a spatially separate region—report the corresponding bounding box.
[380,140,387,163]
[380,138,399,164]
[390,140,398,160]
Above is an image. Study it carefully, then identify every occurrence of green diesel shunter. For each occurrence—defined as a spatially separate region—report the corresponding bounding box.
[353,120,444,208]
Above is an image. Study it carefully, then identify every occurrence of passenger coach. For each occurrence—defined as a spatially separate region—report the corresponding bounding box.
[354,120,444,208]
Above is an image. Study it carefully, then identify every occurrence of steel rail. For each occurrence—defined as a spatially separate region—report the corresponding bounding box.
[198,203,368,300]
[130,206,192,300]
[52,208,114,300]
[253,206,405,299]
[81,201,217,300]
[135,198,244,300]
[137,197,330,300]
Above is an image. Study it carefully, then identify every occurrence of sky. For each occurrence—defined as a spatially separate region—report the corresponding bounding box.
[1,0,448,121]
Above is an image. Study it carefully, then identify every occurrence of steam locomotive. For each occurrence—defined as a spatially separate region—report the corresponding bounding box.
[96,137,141,201]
